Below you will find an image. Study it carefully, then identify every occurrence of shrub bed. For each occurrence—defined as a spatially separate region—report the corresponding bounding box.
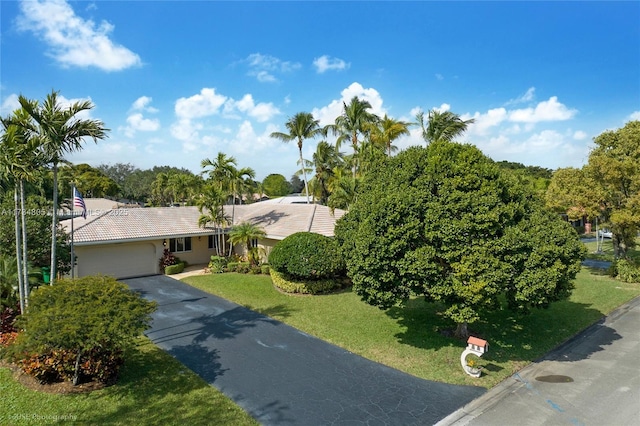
[269,269,347,295]
[615,259,640,283]
[268,232,345,280]
[165,262,185,275]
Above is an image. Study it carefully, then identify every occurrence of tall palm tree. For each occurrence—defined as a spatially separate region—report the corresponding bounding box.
[416,109,475,144]
[368,114,412,156]
[196,183,229,257]
[17,91,108,284]
[328,96,379,178]
[1,109,41,311]
[201,152,237,193]
[270,112,323,204]
[227,222,266,265]
[311,141,344,205]
[327,167,358,213]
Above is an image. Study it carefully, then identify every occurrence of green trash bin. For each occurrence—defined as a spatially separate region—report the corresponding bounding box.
[42,267,50,284]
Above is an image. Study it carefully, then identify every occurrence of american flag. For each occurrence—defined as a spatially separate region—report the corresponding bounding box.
[73,187,87,219]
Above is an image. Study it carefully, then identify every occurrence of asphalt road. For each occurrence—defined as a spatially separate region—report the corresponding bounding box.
[437,296,640,426]
[124,275,485,426]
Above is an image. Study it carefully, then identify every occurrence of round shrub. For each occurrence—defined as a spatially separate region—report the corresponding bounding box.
[268,232,344,280]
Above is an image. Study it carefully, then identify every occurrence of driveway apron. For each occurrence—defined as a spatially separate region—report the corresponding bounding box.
[124,275,485,425]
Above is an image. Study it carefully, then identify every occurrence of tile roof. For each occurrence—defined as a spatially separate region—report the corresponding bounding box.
[67,203,346,245]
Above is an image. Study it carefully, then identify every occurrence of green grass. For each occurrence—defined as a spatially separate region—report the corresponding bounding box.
[183,270,640,389]
[584,236,640,262]
[0,338,258,426]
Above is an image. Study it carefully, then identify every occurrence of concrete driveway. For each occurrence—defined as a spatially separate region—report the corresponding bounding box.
[124,275,485,425]
[438,296,640,426]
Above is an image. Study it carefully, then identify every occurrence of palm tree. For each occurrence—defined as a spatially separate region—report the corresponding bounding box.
[227,222,266,265]
[270,112,323,204]
[327,167,358,212]
[201,152,237,192]
[416,109,475,144]
[368,114,412,156]
[311,141,344,205]
[17,91,108,284]
[1,109,41,312]
[329,97,379,178]
[196,184,229,257]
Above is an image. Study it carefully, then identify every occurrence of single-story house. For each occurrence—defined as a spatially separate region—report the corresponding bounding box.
[63,199,346,279]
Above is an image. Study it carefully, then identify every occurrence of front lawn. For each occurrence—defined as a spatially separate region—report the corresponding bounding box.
[0,338,258,426]
[183,269,640,389]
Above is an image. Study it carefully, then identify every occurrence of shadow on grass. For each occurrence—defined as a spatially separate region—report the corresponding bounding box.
[245,303,296,320]
[74,341,255,425]
[386,297,620,365]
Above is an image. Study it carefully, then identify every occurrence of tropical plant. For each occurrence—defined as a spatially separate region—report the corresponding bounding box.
[15,91,108,284]
[227,222,266,265]
[196,183,229,257]
[367,114,412,156]
[270,112,324,203]
[310,141,344,205]
[8,275,156,385]
[416,109,474,144]
[0,255,19,308]
[328,96,379,177]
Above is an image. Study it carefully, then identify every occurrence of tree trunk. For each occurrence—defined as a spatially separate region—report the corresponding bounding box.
[72,350,82,386]
[299,142,310,204]
[20,180,29,307]
[14,187,25,314]
[454,322,469,339]
[50,163,58,285]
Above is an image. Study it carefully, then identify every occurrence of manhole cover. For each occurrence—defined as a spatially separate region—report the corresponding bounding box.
[535,375,574,383]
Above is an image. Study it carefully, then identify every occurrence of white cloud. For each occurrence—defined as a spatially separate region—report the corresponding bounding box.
[17,0,141,71]
[223,94,280,122]
[629,111,640,121]
[573,130,588,140]
[0,94,20,116]
[312,82,387,126]
[123,113,160,137]
[508,96,577,123]
[131,96,158,113]
[244,53,301,83]
[433,103,450,113]
[505,87,536,105]
[463,108,508,136]
[175,88,227,120]
[435,73,444,81]
[313,55,350,73]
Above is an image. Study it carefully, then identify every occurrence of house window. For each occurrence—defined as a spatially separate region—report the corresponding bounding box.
[208,235,218,250]
[169,237,191,253]
[251,238,259,248]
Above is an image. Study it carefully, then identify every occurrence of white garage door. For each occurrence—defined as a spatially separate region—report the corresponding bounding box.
[77,242,158,279]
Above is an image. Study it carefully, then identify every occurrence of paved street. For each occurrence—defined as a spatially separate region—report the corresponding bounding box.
[438,296,640,426]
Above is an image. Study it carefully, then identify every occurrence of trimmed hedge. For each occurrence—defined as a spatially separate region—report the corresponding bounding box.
[270,269,347,295]
[165,262,185,275]
[268,232,344,280]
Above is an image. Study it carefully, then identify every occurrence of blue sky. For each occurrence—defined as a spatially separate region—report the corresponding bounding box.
[1,0,639,181]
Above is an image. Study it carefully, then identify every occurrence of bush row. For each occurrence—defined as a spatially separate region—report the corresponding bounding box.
[610,259,640,283]
[270,269,348,295]
[208,256,271,275]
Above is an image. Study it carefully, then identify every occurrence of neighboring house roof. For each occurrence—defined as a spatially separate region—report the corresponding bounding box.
[259,194,314,204]
[66,203,346,245]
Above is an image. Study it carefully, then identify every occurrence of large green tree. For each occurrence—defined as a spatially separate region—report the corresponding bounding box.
[262,174,292,197]
[335,143,585,338]
[585,121,640,257]
[16,91,108,284]
[270,112,323,204]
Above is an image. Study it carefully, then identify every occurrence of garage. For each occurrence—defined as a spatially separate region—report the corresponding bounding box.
[76,242,158,279]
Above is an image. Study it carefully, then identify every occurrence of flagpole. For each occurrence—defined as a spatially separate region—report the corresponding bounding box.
[71,184,75,279]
